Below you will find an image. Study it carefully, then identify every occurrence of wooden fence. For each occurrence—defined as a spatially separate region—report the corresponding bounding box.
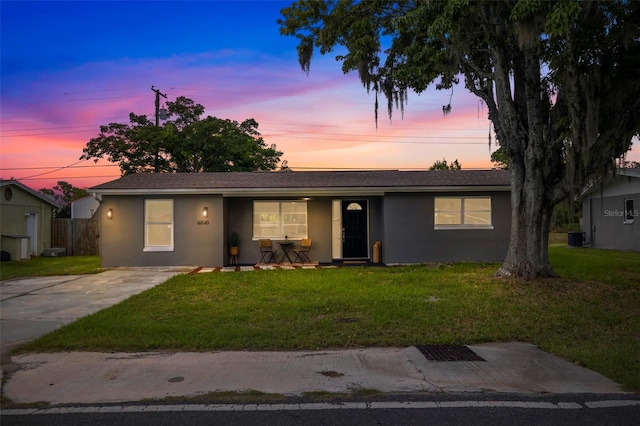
[52,214,100,256]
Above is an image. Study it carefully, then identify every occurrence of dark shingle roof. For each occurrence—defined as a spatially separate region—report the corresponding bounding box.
[90,170,510,194]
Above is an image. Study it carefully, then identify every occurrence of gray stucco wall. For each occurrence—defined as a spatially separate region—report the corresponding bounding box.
[100,191,510,267]
[226,197,338,265]
[367,197,384,259]
[583,192,639,251]
[226,196,385,265]
[307,198,332,263]
[225,198,252,265]
[225,193,507,265]
[100,194,224,268]
[382,191,511,263]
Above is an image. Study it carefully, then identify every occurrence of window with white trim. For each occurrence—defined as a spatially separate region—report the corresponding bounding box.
[253,201,307,239]
[144,199,174,251]
[434,196,493,229]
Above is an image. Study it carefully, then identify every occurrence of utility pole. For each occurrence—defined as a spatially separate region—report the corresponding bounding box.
[151,85,167,125]
[151,86,167,172]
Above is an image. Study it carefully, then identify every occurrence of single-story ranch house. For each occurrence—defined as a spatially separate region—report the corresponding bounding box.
[89,170,511,268]
[581,168,640,251]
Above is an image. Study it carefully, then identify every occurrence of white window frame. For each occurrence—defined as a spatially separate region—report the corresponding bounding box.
[253,200,308,240]
[434,196,494,230]
[144,199,174,251]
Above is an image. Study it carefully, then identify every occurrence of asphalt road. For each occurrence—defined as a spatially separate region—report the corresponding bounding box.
[3,395,639,426]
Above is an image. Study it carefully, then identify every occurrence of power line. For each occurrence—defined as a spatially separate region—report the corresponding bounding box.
[7,95,149,104]
[264,135,489,144]
[1,129,105,138]
[0,113,158,137]
[5,156,501,182]
[0,119,489,135]
[1,164,120,171]
[13,166,499,181]
[0,114,132,125]
[2,124,102,132]
[2,131,490,144]
[17,160,87,180]
[4,159,121,183]
[16,175,119,181]
[2,119,491,141]
[263,129,489,138]
[168,85,479,105]
[4,86,147,98]
[289,166,494,171]
[260,120,488,131]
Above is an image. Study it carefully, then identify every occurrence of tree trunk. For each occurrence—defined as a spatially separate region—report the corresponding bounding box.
[488,38,559,281]
[495,158,557,280]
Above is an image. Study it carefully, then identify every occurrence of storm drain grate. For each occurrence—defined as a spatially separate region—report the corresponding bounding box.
[415,344,486,362]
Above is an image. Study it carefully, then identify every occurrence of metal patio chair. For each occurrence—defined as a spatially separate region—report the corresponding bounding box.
[258,239,278,264]
[292,238,312,264]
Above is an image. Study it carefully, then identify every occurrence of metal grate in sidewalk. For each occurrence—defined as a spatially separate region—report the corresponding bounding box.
[415,344,486,362]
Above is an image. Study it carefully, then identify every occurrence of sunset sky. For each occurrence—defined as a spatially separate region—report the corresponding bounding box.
[3,1,637,192]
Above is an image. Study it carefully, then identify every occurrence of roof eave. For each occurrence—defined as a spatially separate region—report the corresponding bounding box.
[1,180,64,208]
[92,185,511,197]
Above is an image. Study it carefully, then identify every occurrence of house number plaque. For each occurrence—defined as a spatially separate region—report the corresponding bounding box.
[197,220,210,225]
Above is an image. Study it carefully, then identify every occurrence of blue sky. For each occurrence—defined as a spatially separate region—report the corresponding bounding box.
[2,1,295,72]
[1,0,553,190]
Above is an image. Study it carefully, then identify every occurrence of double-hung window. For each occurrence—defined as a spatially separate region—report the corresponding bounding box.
[434,196,493,230]
[253,201,307,239]
[144,199,174,251]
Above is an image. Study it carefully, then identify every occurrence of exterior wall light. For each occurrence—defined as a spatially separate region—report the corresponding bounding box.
[107,208,113,219]
[202,207,208,218]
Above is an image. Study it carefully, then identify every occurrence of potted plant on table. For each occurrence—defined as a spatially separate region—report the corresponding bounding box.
[228,231,240,256]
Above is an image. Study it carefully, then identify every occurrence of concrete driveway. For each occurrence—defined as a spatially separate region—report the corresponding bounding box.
[0,267,193,349]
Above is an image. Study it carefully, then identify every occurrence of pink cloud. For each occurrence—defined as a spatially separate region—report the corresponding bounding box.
[1,51,503,190]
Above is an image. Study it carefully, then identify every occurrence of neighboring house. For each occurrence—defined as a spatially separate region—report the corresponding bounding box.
[581,168,640,251]
[71,195,100,218]
[89,170,512,268]
[0,180,62,260]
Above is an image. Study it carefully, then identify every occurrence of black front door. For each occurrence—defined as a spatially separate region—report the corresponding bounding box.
[342,200,368,258]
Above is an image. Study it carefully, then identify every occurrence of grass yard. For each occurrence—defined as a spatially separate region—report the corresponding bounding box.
[548,232,569,245]
[14,246,640,391]
[0,256,103,281]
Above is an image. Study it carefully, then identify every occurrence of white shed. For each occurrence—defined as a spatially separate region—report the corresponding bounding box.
[71,196,100,219]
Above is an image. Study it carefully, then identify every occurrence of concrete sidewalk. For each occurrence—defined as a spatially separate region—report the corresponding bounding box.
[3,343,627,405]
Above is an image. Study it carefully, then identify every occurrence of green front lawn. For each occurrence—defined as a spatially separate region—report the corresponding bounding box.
[15,245,640,391]
[0,256,103,281]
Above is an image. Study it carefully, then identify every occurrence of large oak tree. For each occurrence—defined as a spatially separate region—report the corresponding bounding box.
[81,96,283,174]
[280,0,640,279]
